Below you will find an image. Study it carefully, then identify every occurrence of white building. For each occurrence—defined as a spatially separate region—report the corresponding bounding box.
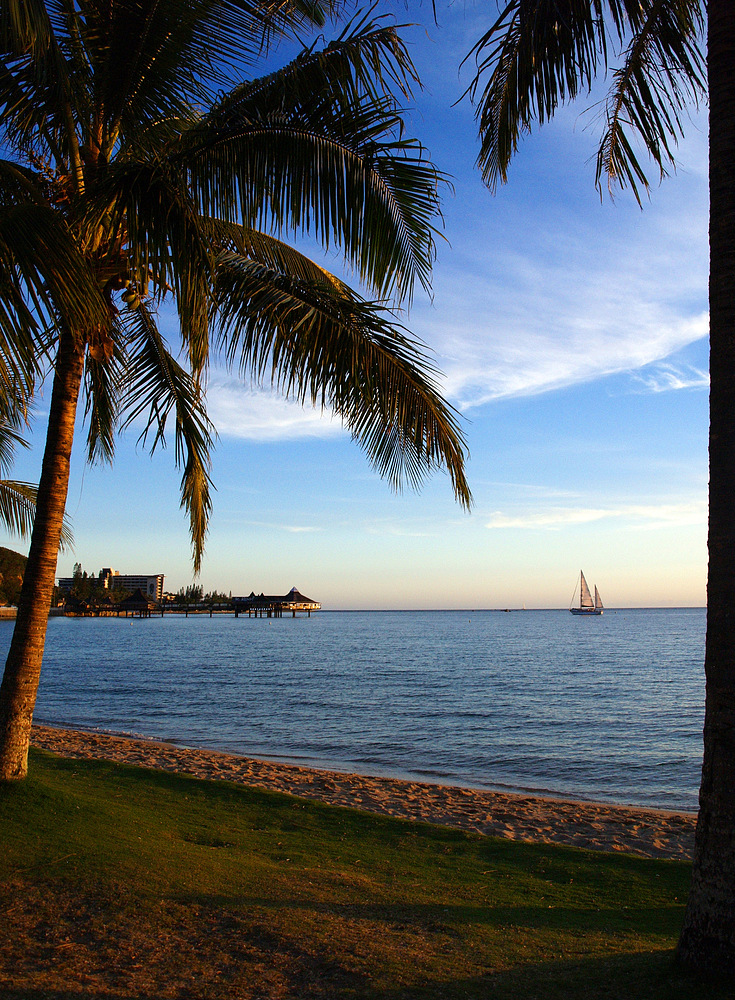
[57,568,165,601]
[99,568,164,601]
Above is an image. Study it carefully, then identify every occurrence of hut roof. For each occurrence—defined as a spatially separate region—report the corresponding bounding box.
[234,587,320,609]
[283,587,318,605]
[63,594,87,610]
[118,587,157,609]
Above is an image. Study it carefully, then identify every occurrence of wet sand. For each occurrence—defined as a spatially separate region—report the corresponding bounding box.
[31,725,697,861]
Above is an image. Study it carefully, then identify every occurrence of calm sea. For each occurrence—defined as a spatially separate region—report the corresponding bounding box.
[0,607,706,811]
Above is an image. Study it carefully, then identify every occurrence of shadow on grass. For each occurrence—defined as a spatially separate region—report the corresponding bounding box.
[0,950,725,1000]
[0,993,136,1000]
[360,949,728,1000]
[3,751,707,999]
[186,892,684,936]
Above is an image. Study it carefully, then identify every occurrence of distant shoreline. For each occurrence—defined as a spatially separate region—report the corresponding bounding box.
[0,605,707,618]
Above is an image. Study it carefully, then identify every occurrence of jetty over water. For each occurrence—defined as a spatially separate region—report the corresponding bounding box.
[232,587,321,618]
[58,586,321,619]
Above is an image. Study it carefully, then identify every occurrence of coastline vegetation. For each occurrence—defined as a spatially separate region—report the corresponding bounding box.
[0,547,26,607]
[1,749,725,999]
[174,584,232,605]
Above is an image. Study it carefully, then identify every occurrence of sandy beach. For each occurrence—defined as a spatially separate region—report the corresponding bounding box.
[31,724,697,861]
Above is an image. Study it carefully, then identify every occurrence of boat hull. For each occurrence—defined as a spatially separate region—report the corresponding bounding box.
[570,607,603,615]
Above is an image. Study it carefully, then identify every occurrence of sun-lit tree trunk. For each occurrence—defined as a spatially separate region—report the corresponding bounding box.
[677,0,735,972]
[0,329,85,780]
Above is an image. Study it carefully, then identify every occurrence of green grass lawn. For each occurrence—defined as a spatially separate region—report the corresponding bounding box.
[0,749,721,999]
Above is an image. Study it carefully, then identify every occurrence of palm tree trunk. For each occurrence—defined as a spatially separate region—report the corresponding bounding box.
[677,0,735,973]
[0,329,85,780]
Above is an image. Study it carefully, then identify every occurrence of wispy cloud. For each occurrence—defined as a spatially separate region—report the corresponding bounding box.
[631,361,710,393]
[487,508,611,529]
[206,376,344,441]
[429,274,709,407]
[486,500,707,531]
[238,519,323,533]
[406,95,710,409]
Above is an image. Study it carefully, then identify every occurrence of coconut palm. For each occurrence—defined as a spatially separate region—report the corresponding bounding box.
[463,0,735,974]
[0,0,472,781]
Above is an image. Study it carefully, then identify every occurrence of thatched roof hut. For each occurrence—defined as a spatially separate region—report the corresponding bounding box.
[117,587,159,617]
[232,586,321,617]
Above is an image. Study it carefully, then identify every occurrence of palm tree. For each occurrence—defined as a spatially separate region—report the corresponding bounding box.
[462,0,735,973]
[0,0,472,781]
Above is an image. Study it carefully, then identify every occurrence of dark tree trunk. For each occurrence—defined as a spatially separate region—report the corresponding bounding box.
[0,330,85,780]
[677,0,735,973]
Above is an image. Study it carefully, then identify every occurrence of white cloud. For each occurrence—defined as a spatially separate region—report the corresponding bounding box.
[428,268,709,407]
[487,508,611,529]
[205,376,345,441]
[240,519,322,533]
[632,361,710,393]
[486,500,707,531]
[407,96,710,409]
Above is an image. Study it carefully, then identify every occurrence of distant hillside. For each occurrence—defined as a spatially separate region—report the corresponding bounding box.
[0,546,27,605]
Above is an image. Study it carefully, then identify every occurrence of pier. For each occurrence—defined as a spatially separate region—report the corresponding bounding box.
[232,588,321,618]
[58,587,321,619]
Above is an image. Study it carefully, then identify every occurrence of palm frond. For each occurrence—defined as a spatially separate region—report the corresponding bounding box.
[118,306,215,574]
[233,9,423,112]
[2,0,334,177]
[0,479,73,549]
[92,158,212,374]
[465,0,607,190]
[0,430,26,478]
[83,330,126,465]
[184,17,446,303]
[0,396,33,478]
[59,0,334,158]
[0,158,45,205]
[0,0,52,52]
[595,0,706,204]
[213,251,472,508]
[0,202,110,403]
[0,480,37,542]
[1,0,470,584]
[0,0,80,178]
[0,207,57,398]
[0,203,109,330]
[200,218,355,289]
[465,0,705,200]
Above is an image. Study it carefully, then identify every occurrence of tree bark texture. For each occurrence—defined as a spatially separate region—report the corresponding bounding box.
[677,0,735,973]
[0,330,85,780]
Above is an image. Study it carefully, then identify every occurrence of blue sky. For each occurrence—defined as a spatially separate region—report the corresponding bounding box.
[1,3,710,609]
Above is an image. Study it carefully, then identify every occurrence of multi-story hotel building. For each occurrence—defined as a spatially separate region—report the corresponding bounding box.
[57,567,165,601]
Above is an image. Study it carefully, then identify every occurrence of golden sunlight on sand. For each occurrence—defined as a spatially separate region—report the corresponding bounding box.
[32,725,696,861]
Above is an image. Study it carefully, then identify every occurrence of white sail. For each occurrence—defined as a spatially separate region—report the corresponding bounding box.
[571,571,604,615]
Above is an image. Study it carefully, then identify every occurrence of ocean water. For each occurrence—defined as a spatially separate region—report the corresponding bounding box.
[0,607,705,810]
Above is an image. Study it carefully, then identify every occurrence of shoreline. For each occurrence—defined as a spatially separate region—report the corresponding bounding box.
[31,724,697,861]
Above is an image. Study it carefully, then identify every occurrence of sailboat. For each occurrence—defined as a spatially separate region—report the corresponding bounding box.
[570,571,604,615]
